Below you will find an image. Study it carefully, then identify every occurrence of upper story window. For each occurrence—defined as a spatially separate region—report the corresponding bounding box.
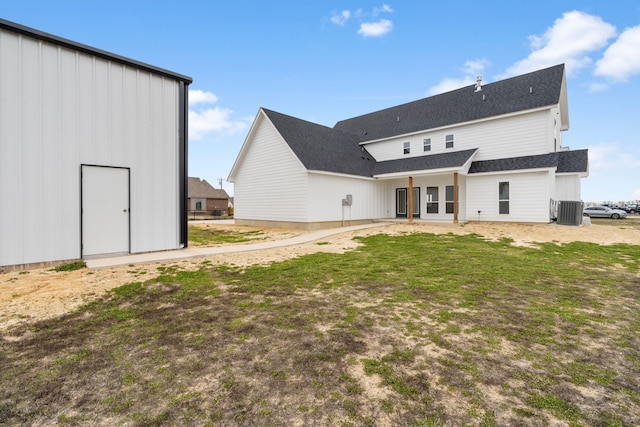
[403,141,410,154]
[423,138,431,152]
[445,134,454,149]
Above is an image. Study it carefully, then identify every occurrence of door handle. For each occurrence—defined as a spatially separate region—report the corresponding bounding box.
[123,209,128,212]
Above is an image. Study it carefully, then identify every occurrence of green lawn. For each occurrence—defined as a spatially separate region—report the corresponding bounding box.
[1,231,639,426]
[187,224,266,246]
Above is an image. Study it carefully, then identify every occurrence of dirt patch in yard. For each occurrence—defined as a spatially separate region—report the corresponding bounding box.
[1,218,639,331]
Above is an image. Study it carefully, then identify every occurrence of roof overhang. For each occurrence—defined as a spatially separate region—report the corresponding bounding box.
[557,170,589,178]
[372,148,478,180]
[373,166,464,180]
[468,167,556,177]
[559,70,570,131]
[229,109,309,182]
[308,170,376,181]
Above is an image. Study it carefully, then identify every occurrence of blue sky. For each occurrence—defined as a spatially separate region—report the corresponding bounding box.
[2,1,639,203]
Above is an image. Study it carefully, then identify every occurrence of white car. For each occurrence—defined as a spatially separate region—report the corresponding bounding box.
[583,206,627,219]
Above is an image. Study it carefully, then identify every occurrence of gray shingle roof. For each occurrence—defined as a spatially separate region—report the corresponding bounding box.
[334,64,565,142]
[263,109,376,177]
[373,149,478,176]
[468,150,588,174]
[256,64,586,179]
[556,149,589,173]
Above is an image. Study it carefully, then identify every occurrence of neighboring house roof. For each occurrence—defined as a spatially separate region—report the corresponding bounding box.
[263,109,377,177]
[188,177,229,199]
[468,149,589,175]
[334,64,566,142]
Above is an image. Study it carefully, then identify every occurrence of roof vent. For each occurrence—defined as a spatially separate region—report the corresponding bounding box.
[397,116,400,122]
[529,86,533,94]
[475,76,483,92]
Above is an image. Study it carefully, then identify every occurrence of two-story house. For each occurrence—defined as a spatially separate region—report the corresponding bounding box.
[228,64,588,230]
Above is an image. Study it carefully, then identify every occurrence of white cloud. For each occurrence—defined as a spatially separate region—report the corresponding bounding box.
[187,88,247,140]
[330,10,351,26]
[373,4,394,15]
[427,59,490,95]
[588,143,640,171]
[587,81,610,92]
[358,19,393,37]
[463,59,489,77]
[428,77,476,95]
[330,5,394,37]
[586,144,640,201]
[189,89,218,106]
[595,25,640,81]
[501,11,616,78]
[189,108,247,141]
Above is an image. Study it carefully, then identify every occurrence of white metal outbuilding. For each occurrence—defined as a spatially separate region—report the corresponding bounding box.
[0,19,192,269]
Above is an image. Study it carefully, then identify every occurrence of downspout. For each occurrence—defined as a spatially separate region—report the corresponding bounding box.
[178,81,189,247]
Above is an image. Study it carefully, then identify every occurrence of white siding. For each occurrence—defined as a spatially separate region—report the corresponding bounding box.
[233,116,309,222]
[384,174,467,222]
[365,110,552,162]
[307,173,385,222]
[0,29,181,266]
[549,106,563,152]
[555,175,582,201]
[466,171,553,223]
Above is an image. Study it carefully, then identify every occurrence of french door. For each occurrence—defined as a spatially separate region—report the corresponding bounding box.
[396,187,420,218]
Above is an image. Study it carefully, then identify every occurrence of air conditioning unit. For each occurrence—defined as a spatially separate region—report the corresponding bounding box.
[557,200,583,226]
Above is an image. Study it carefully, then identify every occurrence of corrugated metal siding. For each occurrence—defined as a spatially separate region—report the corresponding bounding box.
[466,171,552,223]
[234,116,309,222]
[0,29,181,266]
[365,110,551,163]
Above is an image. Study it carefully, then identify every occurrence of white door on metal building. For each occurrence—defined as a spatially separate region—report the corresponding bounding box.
[81,165,130,257]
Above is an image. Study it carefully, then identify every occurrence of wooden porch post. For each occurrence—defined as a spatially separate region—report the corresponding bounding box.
[453,172,459,224]
[408,176,413,223]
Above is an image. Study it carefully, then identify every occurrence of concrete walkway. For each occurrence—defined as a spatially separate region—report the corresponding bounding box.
[85,222,392,269]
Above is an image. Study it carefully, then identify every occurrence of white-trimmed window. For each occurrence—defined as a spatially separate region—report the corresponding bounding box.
[499,182,510,214]
[445,134,454,149]
[403,141,410,154]
[426,186,438,213]
[445,185,455,214]
[423,138,431,152]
